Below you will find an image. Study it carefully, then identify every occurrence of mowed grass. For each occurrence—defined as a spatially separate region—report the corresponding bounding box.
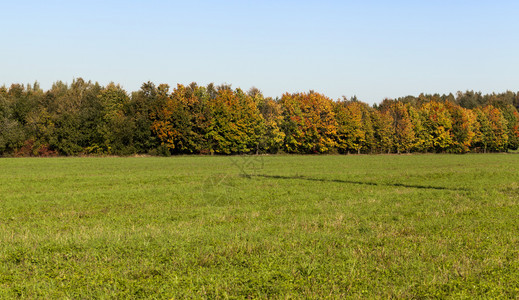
[0,154,518,299]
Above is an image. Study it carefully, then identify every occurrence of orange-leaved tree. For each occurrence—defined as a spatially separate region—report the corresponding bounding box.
[280,92,337,153]
[372,109,394,153]
[383,100,415,153]
[445,102,476,153]
[476,105,508,152]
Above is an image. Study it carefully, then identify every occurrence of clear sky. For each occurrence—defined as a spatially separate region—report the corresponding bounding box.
[1,0,518,104]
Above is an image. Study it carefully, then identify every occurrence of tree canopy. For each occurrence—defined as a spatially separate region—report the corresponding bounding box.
[1,79,518,156]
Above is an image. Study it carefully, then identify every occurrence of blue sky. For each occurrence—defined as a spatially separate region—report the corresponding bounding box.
[1,0,518,104]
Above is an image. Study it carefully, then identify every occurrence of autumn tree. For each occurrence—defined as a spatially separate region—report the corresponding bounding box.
[280,92,337,153]
[151,83,214,154]
[360,102,376,153]
[372,109,393,153]
[500,104,519,150]
[445,102,476,153]
[383,100,415,153]
[206,87,263,154]
[419,101,453,152]
[473,106,508,152]
[334,100,365,154]
[256,95,285,154]
[408,106,430,152]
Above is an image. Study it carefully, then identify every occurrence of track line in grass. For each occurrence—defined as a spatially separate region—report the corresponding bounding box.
[250,174,470,192]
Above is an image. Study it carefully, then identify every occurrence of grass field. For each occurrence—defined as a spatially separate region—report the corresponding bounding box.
[1,154,518,298]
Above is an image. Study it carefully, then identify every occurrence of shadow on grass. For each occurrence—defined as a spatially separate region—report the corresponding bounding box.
[250,174,470,192]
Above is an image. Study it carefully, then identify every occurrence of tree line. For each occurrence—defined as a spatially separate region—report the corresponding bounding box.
[1,78,518,156]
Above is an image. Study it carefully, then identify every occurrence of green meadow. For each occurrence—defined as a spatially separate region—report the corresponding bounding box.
[0,154,518,298]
